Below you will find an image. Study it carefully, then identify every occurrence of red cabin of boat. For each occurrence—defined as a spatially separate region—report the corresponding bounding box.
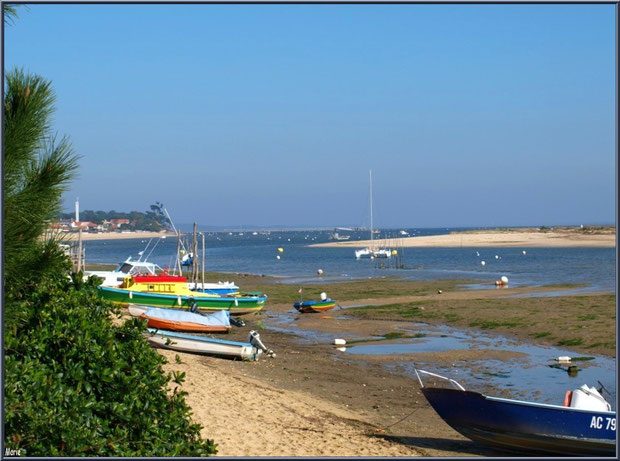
[132,274,187,283]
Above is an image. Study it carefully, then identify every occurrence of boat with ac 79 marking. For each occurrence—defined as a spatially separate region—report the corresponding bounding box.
[98,274,267,315]
[416,369,616,457]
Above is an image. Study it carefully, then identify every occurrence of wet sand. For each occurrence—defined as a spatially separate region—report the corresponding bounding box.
[131,278,615,457]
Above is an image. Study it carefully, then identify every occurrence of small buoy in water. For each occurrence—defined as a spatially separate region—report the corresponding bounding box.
[495,255,499,259]
[522,250,527,255]
[317,268,324,276]
[278,247,284,253]
[276,255,280,260]
[557,356,572,363]
[320,292,327,301]
[501,276,508,284]
[476,251,480,257]
[333,338,346,345]
[391,249,398,255]
[481,260,486,266]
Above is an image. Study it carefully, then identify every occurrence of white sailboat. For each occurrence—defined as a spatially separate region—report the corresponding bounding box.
[355,170,391,259]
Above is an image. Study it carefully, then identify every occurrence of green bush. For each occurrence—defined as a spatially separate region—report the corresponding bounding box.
[4,273,217,456]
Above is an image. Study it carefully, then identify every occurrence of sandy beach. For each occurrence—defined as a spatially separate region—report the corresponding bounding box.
[60,231,175,241]
[312,228,615,248]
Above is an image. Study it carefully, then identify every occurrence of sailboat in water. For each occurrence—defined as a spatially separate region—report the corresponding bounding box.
[355,170,391,259]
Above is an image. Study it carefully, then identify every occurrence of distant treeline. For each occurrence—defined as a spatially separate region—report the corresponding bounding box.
[60,202,171,232]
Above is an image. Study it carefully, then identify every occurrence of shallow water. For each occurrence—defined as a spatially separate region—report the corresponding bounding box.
[83,229,615,292]
[264,312,616,408]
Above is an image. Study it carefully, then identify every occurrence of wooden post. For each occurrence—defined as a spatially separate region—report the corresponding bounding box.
[201,232,205,289]
[192,222,198,284]
[175,230,182,276]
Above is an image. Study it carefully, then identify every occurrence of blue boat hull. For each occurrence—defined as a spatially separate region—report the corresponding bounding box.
[422,387,616,456]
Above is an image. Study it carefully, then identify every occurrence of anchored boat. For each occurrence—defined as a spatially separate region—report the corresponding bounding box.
[355,170,392,259]
[98,274,267,315]
[416,369,616,457]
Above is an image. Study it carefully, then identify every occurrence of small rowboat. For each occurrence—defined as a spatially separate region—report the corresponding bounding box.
[416,369,616,456]
[129,306,231,333]
[293,299,337,313]
[145,328,274,361]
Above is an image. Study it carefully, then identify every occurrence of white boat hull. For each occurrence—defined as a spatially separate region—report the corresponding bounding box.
[145,329,261,361]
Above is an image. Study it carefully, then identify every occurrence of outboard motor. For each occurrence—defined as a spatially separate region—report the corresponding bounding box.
[249,330,276,358]
[230,316,246,327]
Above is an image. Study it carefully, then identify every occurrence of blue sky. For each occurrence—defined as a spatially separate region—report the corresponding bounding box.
[4,3,616,228]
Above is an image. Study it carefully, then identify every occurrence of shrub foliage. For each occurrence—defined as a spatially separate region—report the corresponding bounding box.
[4,275,217,456]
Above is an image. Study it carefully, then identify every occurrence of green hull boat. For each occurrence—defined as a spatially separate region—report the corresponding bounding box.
[98,286,267,315]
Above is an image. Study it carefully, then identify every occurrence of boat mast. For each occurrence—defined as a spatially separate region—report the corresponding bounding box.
[369,169,373,247]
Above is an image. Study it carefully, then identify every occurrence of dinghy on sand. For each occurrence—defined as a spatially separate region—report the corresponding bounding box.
[130,306,232,333]
[145,328,275,361]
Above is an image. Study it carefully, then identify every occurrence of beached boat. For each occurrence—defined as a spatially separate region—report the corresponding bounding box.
[86,251,237,293]
[98,274,267,315]
[416,369,616,456]
[355,170,391,259]
[145,328,274,361]
[86,256,162,287]
[294,299,337,313]
[129,306,231,333]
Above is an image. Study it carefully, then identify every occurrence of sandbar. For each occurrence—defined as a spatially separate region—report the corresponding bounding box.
[312,229,615,248]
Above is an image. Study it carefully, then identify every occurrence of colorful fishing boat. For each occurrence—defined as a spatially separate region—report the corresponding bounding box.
[98,274,267,315]
[129,306,231,333]
[145,328,274,361]
[293,299,337,313]
[86,257,238,293]
[416,369,616,457]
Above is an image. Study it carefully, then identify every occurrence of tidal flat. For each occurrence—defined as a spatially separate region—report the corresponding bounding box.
[95,266,616,456]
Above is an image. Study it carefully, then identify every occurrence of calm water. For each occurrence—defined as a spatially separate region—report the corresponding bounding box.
[82,228,616,292]
[265,312,616,407]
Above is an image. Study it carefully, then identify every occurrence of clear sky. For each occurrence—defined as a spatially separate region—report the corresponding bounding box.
[3,3,616,228]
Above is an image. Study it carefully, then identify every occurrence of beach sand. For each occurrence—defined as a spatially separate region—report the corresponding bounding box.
[60,231,175,241]
[312,229,615,248]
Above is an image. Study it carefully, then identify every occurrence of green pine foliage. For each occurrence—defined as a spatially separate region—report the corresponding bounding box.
[3,69,79,291]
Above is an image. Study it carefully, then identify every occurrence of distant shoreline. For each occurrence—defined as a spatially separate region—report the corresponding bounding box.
[311,228,616,248]
[58,231,175,242]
